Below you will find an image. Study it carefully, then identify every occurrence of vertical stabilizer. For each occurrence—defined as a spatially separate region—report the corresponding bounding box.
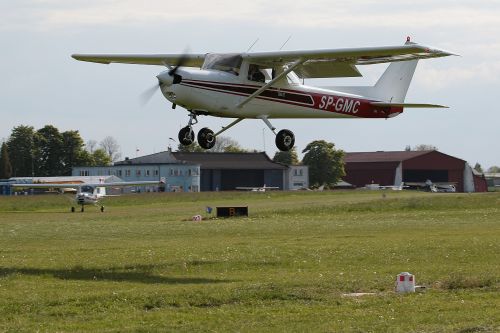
[372,59,418,103]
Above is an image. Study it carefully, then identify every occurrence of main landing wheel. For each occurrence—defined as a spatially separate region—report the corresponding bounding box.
[197,127,216,149]
[178,126,195,145]
[275,129,295,151]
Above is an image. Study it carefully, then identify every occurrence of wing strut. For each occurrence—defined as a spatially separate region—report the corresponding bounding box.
[236,59,305,108]
[214,118,245,137]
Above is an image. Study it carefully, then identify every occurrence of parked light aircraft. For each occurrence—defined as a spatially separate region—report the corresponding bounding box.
[12,181,160,212]
[235,185,280,192]
[72,37,454,151]
[405,180,457,193]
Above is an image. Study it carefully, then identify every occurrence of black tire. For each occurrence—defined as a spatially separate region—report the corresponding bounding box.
[197,127,216,149]
[178,126,195,145]
[275,129,295,151]
[100,206,105,212]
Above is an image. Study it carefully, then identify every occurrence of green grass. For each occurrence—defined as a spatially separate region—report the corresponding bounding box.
[0,191,499,332]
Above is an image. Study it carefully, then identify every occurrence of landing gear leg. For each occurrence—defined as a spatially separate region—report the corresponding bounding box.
[178,112,197,146]
[259,116,295,151]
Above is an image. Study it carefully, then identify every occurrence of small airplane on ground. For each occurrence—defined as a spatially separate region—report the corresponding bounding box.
[72,37,455,152]
[365,183,408,190]
[405,180,457,193]
[11,181,161,212]
[235,185,280,192]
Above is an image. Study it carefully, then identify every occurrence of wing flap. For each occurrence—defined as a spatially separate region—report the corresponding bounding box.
[294,62,361,78]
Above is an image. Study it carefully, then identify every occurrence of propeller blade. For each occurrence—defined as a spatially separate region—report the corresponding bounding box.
[139,82,160,106]
[168,48,190,76]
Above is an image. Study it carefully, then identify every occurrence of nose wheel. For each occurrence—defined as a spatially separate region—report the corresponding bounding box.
[178,126,195,145]
[178,113,198,146]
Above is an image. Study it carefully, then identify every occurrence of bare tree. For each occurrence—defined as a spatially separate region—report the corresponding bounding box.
[208,136,246,152]
[99,136,122,162]
[413,144,438,151]
[86,139,97,153]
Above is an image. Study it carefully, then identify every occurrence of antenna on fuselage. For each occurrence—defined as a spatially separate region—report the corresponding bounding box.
[279,35,292,50]
[247,38,260,52]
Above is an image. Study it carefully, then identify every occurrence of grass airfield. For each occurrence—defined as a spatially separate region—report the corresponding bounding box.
[0,190,499,332]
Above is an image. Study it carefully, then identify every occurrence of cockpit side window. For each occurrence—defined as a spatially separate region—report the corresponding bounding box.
[202,54,243,76]
[247,64,266,83]
[80,185,94,194]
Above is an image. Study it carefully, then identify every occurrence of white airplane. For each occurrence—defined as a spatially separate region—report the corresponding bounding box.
[72,37,454,152]
[235,185,280,192]
[405,180,457,192]
[365,183,408,190]
[11,181,161,212]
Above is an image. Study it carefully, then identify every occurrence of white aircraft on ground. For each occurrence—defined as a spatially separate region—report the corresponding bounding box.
[72,37,454,152]
[235,185,280,192]
[11,181,161,212]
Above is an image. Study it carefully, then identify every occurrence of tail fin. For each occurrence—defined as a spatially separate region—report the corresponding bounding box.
[327,59,419,102]
[327,41,420,103]
[371,59,418,103]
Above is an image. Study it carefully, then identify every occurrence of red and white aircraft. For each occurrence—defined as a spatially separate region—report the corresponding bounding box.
[73,37,454,151]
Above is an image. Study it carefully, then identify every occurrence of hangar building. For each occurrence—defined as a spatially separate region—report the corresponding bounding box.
[343,150,486,192]
[172,152,289,191]
[71,151,305,192]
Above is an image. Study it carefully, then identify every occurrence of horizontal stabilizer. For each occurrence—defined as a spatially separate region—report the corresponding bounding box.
[371,102,448,108]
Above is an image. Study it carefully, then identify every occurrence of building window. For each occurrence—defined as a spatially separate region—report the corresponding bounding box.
[118,170,122,177]
[146,170,150,176]
[136,170,141,176]
[188,169,192,176]
[170,169,174,176]
[79,170,89,176]
[126,170,131,176]
[154,170,159,176]
[299,169,303,176]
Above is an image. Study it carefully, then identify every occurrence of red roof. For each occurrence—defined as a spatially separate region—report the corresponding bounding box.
[344,151,432,163]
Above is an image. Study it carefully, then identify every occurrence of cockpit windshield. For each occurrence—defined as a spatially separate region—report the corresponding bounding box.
[202,54,242,75]
[80,185,94,194]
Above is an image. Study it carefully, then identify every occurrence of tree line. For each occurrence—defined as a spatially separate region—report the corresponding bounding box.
[0,125,120,178]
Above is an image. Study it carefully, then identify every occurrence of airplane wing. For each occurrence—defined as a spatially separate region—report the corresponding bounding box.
[11,181,161,189]
[71,54,206,67]
[244,41,455,79]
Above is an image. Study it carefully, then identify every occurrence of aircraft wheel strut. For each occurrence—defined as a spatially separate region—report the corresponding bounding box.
[178,126,195,145]
[197,127,216,149]
[275,129,295,151]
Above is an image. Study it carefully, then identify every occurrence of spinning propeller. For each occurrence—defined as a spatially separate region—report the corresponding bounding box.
[140,51,189,106]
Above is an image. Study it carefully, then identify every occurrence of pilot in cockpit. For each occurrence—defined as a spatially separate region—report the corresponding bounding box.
[248,64,265,83]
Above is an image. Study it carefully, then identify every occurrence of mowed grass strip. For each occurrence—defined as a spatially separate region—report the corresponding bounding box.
[0,191,499,332]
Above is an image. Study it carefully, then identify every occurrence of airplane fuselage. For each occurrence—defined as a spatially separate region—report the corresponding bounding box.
[161,68,403,119]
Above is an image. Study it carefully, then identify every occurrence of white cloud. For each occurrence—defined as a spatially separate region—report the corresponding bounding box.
[2,0,500,33]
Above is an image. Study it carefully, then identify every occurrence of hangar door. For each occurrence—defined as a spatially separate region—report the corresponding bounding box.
[221,169,264,190]
[403,169,449,183]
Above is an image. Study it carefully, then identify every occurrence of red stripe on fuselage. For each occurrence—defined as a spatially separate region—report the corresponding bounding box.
[181,79,402,118]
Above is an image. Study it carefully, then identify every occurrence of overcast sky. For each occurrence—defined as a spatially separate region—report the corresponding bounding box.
[1,0,499,168]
